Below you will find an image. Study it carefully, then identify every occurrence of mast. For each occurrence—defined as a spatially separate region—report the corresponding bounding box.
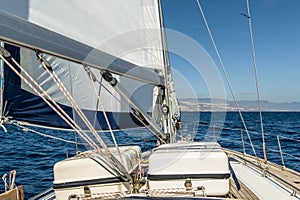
[158,0,180,143]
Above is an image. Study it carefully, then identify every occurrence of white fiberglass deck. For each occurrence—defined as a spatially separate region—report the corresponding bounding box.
[230,161,299,200]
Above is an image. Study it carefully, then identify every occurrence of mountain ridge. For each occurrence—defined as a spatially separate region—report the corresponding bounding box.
[178,98,300,112]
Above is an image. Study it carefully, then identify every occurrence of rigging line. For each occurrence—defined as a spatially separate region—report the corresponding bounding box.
[85,67,165,143]
[93,76,103,128]
[282,152,300,161]
[67,62,78,152]
[0,42,3,123]
[9,54,95,147]
[10,57,98,149]
[0,43,6,133]
[196,0,257,157]
[8,54,130,182]
[215,137,300,160]
[88,68,166,144]
[1,47,121,174]
[245,0,267,162]
[12,121,83,145]
[35,55,131,179]
[198,123,268,136]
[85,67,124,165]
[278,135,300,143]
[36,59,132,182]
[1,50,113,160]
[3,100,8,118]
[36,53,110,151]
[4,56,99,150]
[200,122,300,142]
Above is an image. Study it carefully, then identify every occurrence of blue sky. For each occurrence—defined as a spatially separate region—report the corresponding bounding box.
[162,0,300,103]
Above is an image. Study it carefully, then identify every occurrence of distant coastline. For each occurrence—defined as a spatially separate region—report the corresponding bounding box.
[179,98,300,112]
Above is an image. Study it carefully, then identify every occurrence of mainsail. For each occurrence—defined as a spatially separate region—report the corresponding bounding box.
[0,0,178,133]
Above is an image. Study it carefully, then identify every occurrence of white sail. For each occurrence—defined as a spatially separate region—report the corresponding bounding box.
[0,0,168,130]
[26,0,165,71]
[0,0,165,82]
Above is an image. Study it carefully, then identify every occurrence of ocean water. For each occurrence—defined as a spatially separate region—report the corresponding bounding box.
[0,112,299,198]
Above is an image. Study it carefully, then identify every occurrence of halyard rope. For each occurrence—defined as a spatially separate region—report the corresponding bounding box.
[11,120,82,145]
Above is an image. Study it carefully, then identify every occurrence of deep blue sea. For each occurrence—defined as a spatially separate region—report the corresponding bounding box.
[0,112,299,199]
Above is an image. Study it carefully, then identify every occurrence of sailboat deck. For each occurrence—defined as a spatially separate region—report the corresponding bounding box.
[225,149,300,199]
[28,147,300,200]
